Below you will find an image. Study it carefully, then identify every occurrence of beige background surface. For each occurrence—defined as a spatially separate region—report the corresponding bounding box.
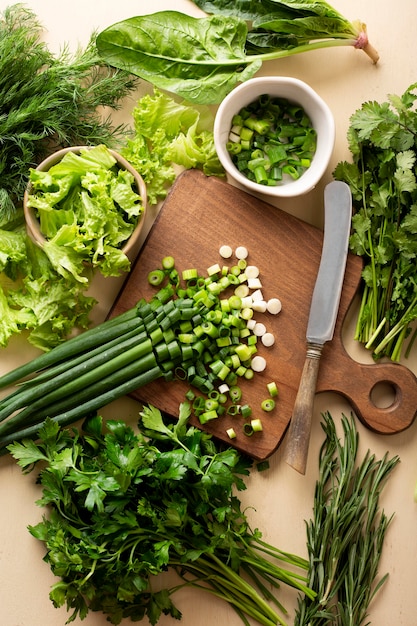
[1,1,417,625]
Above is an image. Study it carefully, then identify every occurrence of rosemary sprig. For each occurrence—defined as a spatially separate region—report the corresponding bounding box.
[0,4,138,220]
[294,412,399,626]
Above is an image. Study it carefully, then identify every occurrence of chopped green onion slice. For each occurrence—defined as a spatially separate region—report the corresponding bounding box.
[267,382,279,397]
[251,356,266,372]
[243,423,254,436]
[267,298,282,314]
[162,256,175,270]
[148,270,165,286]
[219,245,233,259]
[229,385,242,402]
[261,399,275,412]
[251,418,263,432]
[235,246,248,260]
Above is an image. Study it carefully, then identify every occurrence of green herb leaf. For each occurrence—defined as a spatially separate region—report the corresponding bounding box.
[0,4,137,219]
[7,439,48,470]
[294,412,399,625]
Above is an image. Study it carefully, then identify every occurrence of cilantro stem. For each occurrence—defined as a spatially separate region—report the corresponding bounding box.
[373,295,417,358]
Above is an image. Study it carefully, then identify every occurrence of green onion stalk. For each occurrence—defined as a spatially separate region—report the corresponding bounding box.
[0,255,276,452]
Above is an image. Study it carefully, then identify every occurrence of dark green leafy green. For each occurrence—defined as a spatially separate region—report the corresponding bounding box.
[96,2,378,105]
[334,83,417,361]
[9,404,314,626]
[97,12,261,105]
[294,412,399,626]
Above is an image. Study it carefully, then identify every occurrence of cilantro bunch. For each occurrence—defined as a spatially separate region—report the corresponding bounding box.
[334,83,417,361]
[9,403,314,626]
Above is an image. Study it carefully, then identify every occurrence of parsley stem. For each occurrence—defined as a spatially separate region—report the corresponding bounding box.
[174,554,287,626]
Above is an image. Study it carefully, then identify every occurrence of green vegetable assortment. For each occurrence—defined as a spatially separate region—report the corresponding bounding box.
[96,1,378,105]
[334,83,417,361]
[0,4,139,350]
[9,405,314,626]
[227,94,316,185]
[0,6,221,350]
[0,4,411,626]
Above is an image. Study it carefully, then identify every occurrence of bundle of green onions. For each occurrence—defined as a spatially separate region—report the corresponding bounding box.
[0,252,280,452]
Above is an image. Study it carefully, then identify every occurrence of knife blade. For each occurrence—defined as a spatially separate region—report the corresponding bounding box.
[284,180,352,474]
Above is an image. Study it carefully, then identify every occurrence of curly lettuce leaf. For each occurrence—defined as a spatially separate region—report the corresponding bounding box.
[0,226,28,276]
[122,89,224,205]
[27,146,143,278]
[0,230,96,350]
[0,286,36,346]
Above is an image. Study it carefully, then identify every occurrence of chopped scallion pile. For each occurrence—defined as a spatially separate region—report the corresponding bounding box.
[0,246,281,450]
[227,94,316,186]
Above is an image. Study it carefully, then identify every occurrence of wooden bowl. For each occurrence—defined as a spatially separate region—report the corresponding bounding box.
[23,145,147,261]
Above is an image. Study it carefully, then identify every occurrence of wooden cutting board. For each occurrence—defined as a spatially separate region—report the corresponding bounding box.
[109,170,417,460]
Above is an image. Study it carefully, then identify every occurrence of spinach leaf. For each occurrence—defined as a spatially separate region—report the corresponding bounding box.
[254,16,355,40]
[96,3,378,105]
[96,12,261,105]
[192,0,275,21]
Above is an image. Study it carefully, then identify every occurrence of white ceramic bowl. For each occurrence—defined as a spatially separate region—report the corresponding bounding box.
[24,146,147,261]
[214,76,335,198]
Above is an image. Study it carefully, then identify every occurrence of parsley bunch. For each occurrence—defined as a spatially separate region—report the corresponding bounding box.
[334,83,417,361]
[9,403,314,626]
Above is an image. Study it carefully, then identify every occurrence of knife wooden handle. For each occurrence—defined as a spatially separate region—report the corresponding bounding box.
[284,343,323,474]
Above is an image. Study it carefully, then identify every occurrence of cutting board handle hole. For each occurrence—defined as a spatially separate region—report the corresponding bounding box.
[370,381,398,409]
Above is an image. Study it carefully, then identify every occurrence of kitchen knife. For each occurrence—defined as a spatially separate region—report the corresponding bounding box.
[284,180,352,474]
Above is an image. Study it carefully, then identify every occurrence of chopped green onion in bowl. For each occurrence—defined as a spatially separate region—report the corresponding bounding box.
[227,94,317,186]
[214,76,335,199]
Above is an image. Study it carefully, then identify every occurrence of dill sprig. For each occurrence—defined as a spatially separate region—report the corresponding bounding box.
[0,4,138,220]
[295,412,399,626]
